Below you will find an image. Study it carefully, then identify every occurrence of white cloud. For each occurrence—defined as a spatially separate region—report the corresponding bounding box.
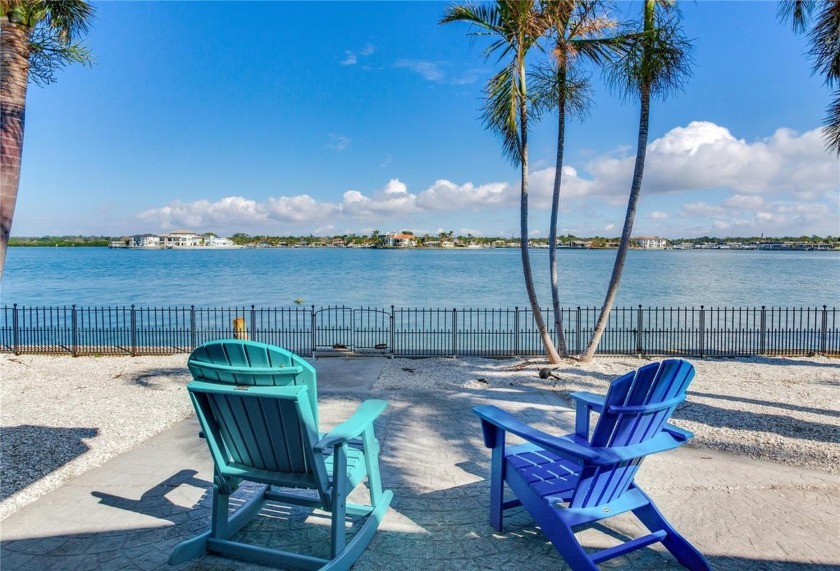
[340,44,375,66]
[415,180,512,210]
[579,122,837,199]
[394,59,445,82]
[329,134,351,151]
[134,122,839,239]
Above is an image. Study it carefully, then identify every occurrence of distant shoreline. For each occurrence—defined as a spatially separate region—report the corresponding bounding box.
[9,244,840,252]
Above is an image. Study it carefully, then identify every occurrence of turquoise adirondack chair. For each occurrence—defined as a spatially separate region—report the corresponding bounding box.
[170,340,392,570]
[474,359,711,570]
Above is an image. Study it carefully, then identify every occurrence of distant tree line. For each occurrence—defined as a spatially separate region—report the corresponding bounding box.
[9,236,111,247]
[8,233,839,248]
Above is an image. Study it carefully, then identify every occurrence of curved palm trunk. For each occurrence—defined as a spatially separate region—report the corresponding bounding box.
[0,19,30,280]
[549,71,569,357]
[519,58,561,365]
[580,85,650,362]
[580,0,656,362]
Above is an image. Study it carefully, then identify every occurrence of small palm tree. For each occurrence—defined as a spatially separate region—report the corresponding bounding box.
[0,0,94,279]
[534,0,623,357]
[580,0,692,361]
[443,0,562,363]
[778,0,840,154]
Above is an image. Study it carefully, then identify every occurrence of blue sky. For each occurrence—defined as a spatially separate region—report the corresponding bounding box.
[14,0,840,239]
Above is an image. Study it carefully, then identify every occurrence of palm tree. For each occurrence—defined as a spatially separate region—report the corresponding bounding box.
[442,0,562,363]
[580,0,692,361]
[1,0,93,279]
[534,0,622,357]
[778,0,840,154]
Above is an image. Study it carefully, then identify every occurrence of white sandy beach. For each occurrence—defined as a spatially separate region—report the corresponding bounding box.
[1,353,837,521]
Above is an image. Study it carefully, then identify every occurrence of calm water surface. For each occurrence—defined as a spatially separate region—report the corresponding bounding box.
[2,247,838,308]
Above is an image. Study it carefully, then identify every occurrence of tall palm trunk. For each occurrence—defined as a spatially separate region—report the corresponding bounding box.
[580,84,649,361]
[0,19,30,281]
[580,0,655,362]
[519,55,561,365]
[549,67,569,357]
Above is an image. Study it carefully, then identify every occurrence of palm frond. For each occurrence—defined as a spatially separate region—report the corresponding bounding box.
[823,88,840,155]
[604,13,694,103]
[482,65,522,165]
[807,0,840,87]
[777,0,817,34]
[530,60,592,121]
[42,1,94,42]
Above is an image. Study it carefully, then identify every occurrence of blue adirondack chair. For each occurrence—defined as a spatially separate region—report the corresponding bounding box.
[170,340,392,570]
[474,359,711,570]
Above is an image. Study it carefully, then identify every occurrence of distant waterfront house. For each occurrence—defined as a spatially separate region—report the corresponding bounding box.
[132,234,160,248]
[383,232,416,248]
[205,235,235,247]
[161,230,201,248]
[632,236,668,249]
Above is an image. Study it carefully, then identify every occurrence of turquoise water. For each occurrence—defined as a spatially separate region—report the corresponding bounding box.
[2,247,838,308]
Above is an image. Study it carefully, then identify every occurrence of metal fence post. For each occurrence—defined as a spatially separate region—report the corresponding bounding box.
[820,305,828,355]
[636,305,644,355]
[760,306,766,354]
[452,308,458,357]
[699,305,705,358]
[575,307,582,354]
[310,306,316,356]
[130,305,137,357]
[12,304,20,355]
[514,307,520,356]
[71,305,78,357]
[390,305,395,356]
[250,305,257,343]
[190,305,197,349]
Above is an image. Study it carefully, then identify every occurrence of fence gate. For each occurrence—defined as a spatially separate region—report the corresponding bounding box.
[312,307,392,354]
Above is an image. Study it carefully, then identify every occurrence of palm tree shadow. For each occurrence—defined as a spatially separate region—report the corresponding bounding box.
[1,425,98,501]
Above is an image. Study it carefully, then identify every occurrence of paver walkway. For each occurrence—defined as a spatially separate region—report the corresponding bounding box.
[1,358,838,570]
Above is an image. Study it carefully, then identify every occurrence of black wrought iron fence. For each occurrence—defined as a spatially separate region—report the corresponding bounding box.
[0,304,837,358]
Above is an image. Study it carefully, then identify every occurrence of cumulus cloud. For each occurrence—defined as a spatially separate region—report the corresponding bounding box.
[342,179,416,218]
[415,180,513,210]
[582,122,837,199]
[135,121,838,239]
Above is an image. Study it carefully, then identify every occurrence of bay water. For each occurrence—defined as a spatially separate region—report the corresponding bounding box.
[2,247,838,309]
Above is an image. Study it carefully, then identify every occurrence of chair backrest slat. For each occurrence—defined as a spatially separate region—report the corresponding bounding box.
[188,340,319,427]
[189,381,328,491]
[572,359,695,508]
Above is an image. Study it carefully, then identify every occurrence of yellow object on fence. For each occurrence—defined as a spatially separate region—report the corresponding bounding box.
[232,317,248,340]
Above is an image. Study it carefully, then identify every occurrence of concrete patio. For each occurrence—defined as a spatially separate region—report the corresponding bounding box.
[1,358,838,570]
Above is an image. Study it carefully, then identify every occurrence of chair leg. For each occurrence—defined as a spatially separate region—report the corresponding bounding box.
[169,483,269,565]
[631,489,711,571]
[544,521,600,571]
[488,434,506,532]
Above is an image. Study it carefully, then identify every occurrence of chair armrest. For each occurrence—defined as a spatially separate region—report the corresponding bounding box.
[315,399,388,452]
[569,391,605,412]
[593,430,689,464]
[473,405,599,463]
[662,423,694,442]
[570,391,604,438]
